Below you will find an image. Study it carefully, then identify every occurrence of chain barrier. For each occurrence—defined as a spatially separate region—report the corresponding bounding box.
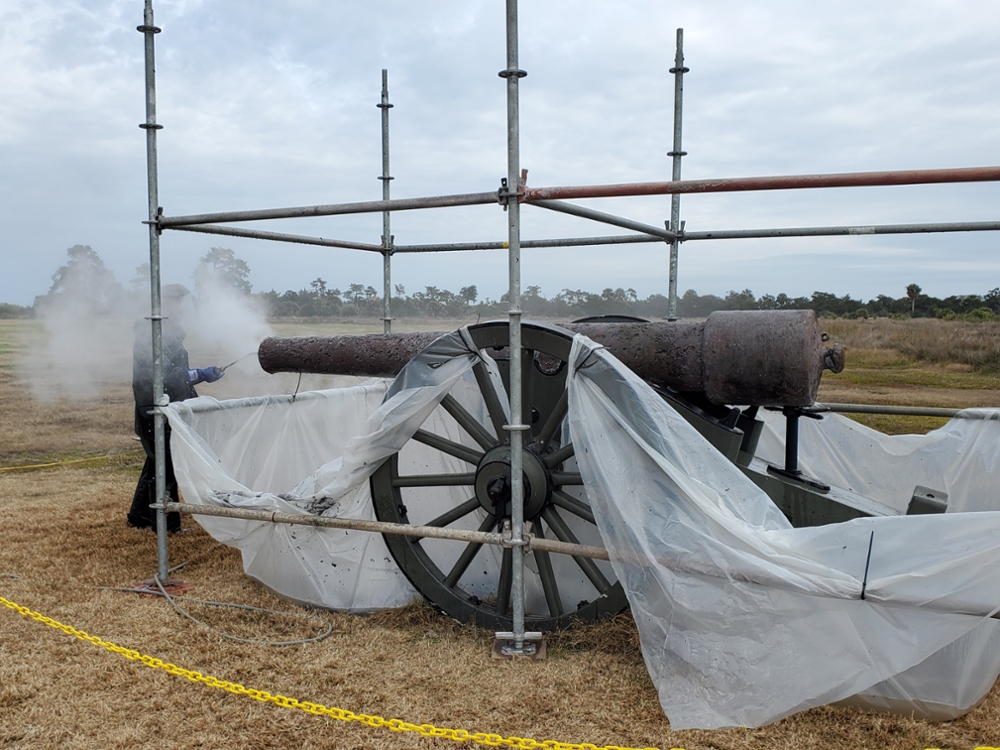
[0,451,142,472]
[4,595,997,750]
[0,595,661,750]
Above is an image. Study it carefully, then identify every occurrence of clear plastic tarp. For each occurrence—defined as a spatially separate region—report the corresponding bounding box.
[164,328,1000,729]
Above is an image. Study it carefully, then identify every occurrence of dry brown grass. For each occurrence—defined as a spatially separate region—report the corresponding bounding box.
[816,318,1000,434]
[821,317,1000,372]
[2,318,1000,749]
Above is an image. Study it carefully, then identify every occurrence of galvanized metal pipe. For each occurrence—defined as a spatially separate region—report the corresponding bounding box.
[165,502,1000,621]
[530,199,676,240]
[170,223,384,252]
[155,166,1000,232]
[814,403,995,418]
[178,389,371,415]
[667,28,687,320]
[138,0,169,581]
[164,502,609,559]
[391,219,1000,253]
[165,502,505,546]
[379,69,394,334]
[158,192,499,227]
[683,220,1000,241]
[393,234,663,252]
[502,0,528,650]
[168,219,1000,256]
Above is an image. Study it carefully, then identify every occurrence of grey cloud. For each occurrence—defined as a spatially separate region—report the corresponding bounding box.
[1,0,998,306]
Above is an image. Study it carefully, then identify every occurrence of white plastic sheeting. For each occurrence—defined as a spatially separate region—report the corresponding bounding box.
[165,328,492,611]
[755,409,1000,722]
[165,327,1000,729]
[166,384,418,611]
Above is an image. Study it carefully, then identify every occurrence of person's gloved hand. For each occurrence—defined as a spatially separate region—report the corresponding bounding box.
[186,367,225,385]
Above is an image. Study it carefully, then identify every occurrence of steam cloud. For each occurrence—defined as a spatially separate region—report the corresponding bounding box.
[22,253,281,403]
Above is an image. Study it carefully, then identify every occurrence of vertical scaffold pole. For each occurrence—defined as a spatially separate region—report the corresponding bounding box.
[378,69,394,334]
[666,28,688,321]
[138,0,169,580]
[500,0,530,653]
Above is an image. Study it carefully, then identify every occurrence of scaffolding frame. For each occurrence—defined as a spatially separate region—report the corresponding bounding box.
[138,0,1000,652]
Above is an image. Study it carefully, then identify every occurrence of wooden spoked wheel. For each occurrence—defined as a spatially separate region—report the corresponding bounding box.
[370,321,628,630]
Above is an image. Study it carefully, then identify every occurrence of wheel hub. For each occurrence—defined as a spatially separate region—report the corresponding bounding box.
[474,444,551,521]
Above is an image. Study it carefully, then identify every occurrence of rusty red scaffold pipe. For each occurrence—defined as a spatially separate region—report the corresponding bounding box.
[521,165,1000,201]
[258,311,840,407]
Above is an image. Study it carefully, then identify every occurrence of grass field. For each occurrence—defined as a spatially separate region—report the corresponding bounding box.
[2,317,1000,750]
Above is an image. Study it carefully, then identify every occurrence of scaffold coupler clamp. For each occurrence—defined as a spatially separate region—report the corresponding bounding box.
[142,206,165,235]
[497,170,528,210]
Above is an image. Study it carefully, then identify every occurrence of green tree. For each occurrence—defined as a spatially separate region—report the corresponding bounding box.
[194,247,252,296]
[985,287,1000,314]
[310,278,328,297]
[0,303,33,319]
[724,289,757,310]
[906,283,922,315]
[36,245,125,316]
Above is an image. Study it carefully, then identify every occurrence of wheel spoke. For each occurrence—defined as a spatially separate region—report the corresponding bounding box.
[532,520,563,617]
[543,442,575,468]
[495,546,513,616]
[473,360,508,438]
[441,393,497,451]
[535,389,568,451]
[412,429,484,465]
[443,513,496,588]
[426,497,482,528]
[393,473,476,487]
[550,471,583,486]
[551,489,595,524]
[542,506,612,594]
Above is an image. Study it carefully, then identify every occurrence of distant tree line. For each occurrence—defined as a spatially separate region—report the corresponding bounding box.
[5,245,999,322]
[261,280,1000,321]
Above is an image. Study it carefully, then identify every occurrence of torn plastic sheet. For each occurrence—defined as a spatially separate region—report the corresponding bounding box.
[165,326,1000,729]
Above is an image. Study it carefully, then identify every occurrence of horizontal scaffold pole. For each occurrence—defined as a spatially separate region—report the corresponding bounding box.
[155,167,1000,229]
[522,165,1000,201]
[813,403,996,418]
[158,191,500,227]
[684,220,1000,241]
[385,234,664,253]
[387,220,1000,253]
[168,219,1000,253]
[166,501,1000,619]
[163,502,609,560]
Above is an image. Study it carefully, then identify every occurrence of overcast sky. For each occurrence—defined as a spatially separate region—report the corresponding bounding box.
[2,0,999,307]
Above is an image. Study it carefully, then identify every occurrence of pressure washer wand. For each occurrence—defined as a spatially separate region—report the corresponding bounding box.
[220,352,256,372]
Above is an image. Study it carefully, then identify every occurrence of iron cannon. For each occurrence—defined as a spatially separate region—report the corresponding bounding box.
[259,310,844,407]
[253,311,916,631]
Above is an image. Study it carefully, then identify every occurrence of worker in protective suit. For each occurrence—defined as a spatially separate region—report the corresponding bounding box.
[128,285,224,531]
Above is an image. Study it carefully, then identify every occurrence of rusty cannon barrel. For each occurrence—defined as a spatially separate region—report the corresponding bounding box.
[258,310,843,407]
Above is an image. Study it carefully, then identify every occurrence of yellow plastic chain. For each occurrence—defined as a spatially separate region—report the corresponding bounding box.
[0,451,142,472]
[0,595,661,750]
